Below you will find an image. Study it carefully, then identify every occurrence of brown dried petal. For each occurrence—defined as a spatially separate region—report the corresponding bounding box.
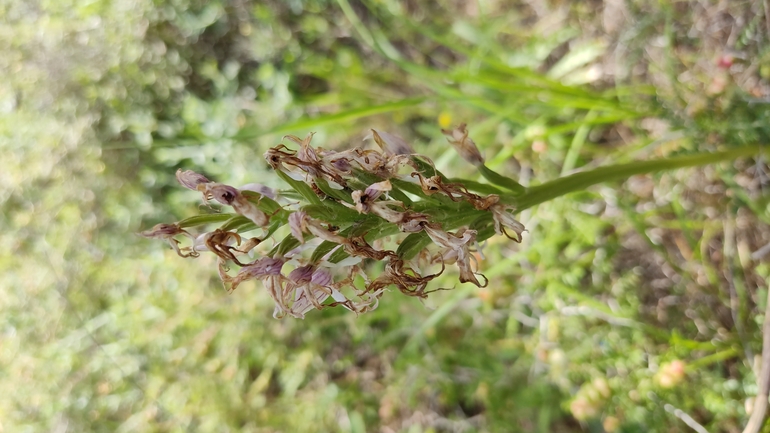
[490,204,526,242]
[441,123,484,166]
[140,223,199,258]
[424,225,485,287]
[140,223,185,239]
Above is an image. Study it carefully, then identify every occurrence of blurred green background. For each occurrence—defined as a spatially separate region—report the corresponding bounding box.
[2,0,770,431]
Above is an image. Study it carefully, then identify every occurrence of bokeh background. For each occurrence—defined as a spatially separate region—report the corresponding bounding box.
[2,0,770,432]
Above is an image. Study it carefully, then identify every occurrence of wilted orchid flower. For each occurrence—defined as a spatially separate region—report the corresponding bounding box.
[350,180,407,223]
[193,229,261,266]
[228,257,292,317]
[265,135,348,187]
[176,168,271,228]
[285,266,334,318]
[490,204,526,242]
[364,257,444,298]
[326,147,412,179]
[198,183,270,227]
[145,122,535,319]
[423,225,485,287]
[289,211,349,245]
[442,123,484,166]
[398,212,431,233]
[176,169,211,190]
[351,180,391,212]
[140,223,198,258]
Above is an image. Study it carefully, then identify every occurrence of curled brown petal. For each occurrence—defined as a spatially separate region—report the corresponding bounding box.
[140,223,199,258]
[441,123,485,166]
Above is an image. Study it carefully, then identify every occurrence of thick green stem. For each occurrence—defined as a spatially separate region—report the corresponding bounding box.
[513,145,765,211]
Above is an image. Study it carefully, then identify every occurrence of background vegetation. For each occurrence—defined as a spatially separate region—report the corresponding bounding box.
[2,0,770,431]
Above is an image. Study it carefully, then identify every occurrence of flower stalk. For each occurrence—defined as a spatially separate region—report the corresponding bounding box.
[142,125,763,319]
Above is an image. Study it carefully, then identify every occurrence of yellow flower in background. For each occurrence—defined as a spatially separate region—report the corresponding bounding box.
[438,111,452,129]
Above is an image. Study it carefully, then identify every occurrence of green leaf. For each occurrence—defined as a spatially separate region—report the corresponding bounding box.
[263,216,286,239]
[177,213,235,228]
[327,246,351,264]
[310,241,340,263]
[349,217,388,237]
[388,177,425,197]
[302,203,361,223]
[220,215,255,232]
[275,170,322,205]
[241,190,283,213]
[269,233,303,258]
[397,232,430,260]
[478,164,526,195]
[313,178,353,203]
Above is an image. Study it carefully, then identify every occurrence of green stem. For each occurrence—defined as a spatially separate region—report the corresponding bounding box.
[513,145,765,211]
[686,347,740,370]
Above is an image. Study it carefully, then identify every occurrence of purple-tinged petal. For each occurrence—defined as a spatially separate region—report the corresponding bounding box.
[289,265,314,284]
[310,268,333,287]
[176,169,211,190]
[288,211,307,243]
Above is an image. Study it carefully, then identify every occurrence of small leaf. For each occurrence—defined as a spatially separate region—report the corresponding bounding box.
[310,241,339,263]
[275,170,322,205]
[303,203,361,223]
[349,217,387,237]
[397,232,430,260]
[478,164,526,195]
[389,178,428,198]
[269,233,302,258]
[177,213,235,228]
[220,215,255,232]
[327,246,351,264]
[263,214,289,239]
[313,178,353,203]
[241,191,283,213]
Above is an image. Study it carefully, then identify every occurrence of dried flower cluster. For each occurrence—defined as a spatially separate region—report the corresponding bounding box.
[142,125,526,319]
